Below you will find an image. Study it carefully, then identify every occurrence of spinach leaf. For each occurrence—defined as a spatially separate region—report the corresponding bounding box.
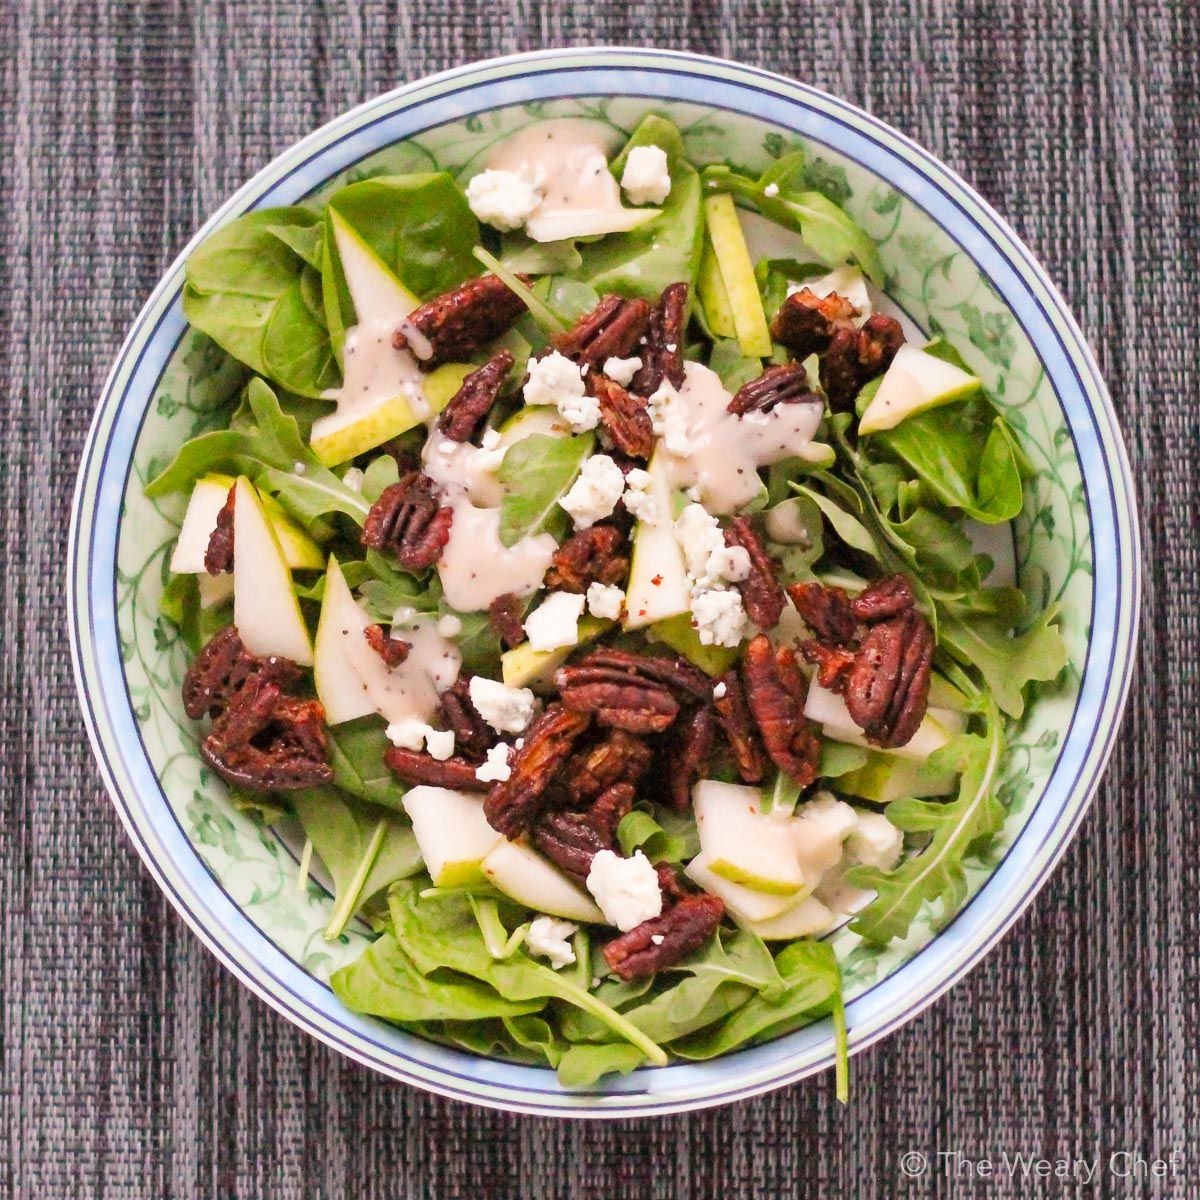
[577,115,705,301]
[556,1042,646,1087]
[267,222,323,269]
[324,716,410,810]
[497,431,595,547]
[438,603,503,676]
[184,207,338,397]
[616,807,700,864]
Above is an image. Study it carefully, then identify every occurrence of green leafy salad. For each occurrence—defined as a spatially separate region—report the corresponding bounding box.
[152,113,1069,1094]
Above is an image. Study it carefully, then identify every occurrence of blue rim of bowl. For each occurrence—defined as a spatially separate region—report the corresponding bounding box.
[69,48,1140,1117]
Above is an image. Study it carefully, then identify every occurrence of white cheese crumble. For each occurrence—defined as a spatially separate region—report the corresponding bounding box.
[586,850,664,931]
[436,614,463,638]
[390,605,416,627]
[385,719,455,761]
[341,467,365,493]
[650,934,665,946]
[523,352,597,431]
[602,355,642,386]
[558,453,625,529]
[620,144,672,206]
[465,168,544,231]
[621,467,658,525]
[646,380,692,456]
[763,181,780,198]
[793,793,859,875]
[468,676,537,734]
[525,916,578,969]
[472,427,507,473]
[523,591,586,651]
[586,581,625,621]
[474,742,513,783]
[690,587,748,648]
[713,681,728,699]
[846,811,904,870]
[709,544,751,583]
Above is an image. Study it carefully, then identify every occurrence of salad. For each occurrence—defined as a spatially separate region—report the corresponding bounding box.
[152,114,1069,1093]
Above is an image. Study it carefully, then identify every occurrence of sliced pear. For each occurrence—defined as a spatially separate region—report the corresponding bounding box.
[684,851,796,923]
[741,894,836,940]
[197,572,234,609]
[257,491,324,568]
[423,361,477,411]
[525,207,659,243]
[402,786,502,887]
[835,752,956,804]
[330,210,419,323]
[231,477,312,665]
[693,780,808,896]
[494,404,571,451]
[858,344,981,434]
[310,395,427,467]
[501,616,612,691]
[790,793,859,879]
[704,193,772,357]
[481,840,605,923]
[797,265,871,321]
[697,233,737,339]
[648,612,740,676]
[623,451,690,630]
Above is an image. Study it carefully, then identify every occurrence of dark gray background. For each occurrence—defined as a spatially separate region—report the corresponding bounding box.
[2,2,1197,1197]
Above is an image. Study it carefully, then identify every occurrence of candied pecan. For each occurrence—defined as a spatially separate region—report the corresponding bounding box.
[551,295,651,369]
[725,517,785,628]
[182,627,302,721]
[577,648,711,702]
[436,350,514,441]
[543,523,629,594]
[531,810,608,882]
[630,283,688,395]
[438,676,494,761]
[655,862,688,906]
[588,781,637,845]
[770,287,857,357]
[652,705,715,810]
[787,581,858,645]
[362,472,453,570]
[844,609,933,748]
[799,640,857,690]
[204,485,236,575]
[727,363,820,417]
[589,373,654,459]
[851,573,916,622]
[820,314,905,411]
[741,635,821,786]
[557,665,679,734]
[393,274,529,367]
[712,669,766,783]
[602,893,725,980]
[484,705,591,836]
[488,593,526,649]
[565,729,654,804]
[363,623,411,668]
[200,676,332,791]
[384,747,489,792]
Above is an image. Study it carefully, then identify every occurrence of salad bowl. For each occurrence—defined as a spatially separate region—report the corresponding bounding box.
[69,48,1139,1116]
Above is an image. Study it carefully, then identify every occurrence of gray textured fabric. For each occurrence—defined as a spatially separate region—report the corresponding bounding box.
[1,1,1196,1197]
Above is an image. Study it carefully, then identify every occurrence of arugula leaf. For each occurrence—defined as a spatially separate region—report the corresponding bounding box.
[159,573,231,654]
[819,741,869,779]
[438,603,503,676]
[184,208,337,397]
[616,808,700,864]
[497,431,594,547]
[324,717,410,810]
[356,549,442,623]
[794,483,879,559]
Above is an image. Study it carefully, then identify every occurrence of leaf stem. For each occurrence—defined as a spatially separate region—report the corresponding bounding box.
[545,973,669,1067]
[323,818,387,940]
[472,246,568,333]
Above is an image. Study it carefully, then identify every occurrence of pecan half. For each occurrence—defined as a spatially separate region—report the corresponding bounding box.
[727,363,820,417]
[799,641,857,690]
[543,523,630,594]
[393,274,530,367]
[436,350,513,442]
[200,676,332,791]
[652,704,715,810]
[577,648,712,702]
[384,747,489,792]
[820,314,905,411]
[602,893,725,980]
[851,573,916,622]
[182,627,302,721]
[487,593,527,650]
[630,283,688,395]
[741,635,821,786]
[787,581,858,644]
[362,472,453,570]
[363,623,411,668]
[530,810,608,882]
[204,485,236,575]
[770,287,858,358]
[725,517,785,628]
[438,676,494,761]
[557,663,679,734]
[844,609,933,748]
[483,705,591,837]
[712,669,766,784]
[551,295,651,369]
[588,781,637,845]
[589,373,654,459]
[564,728,654,805]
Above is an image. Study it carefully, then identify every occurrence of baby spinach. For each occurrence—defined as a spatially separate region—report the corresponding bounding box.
[616,807,700,864]
[324,716,410,811]
[497,431,595,547]
[556,1042,646,1088]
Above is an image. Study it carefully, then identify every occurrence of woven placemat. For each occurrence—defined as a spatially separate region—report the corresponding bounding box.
[2,2,1196,1196]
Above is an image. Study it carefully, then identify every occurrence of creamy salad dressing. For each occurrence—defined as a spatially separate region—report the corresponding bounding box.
[422,435,506,507]
[660,362,824,514]
[325,320,429,420]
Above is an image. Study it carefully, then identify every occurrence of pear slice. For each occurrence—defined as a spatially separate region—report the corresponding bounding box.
[330,210,419,324]
[197,572,234,610]
[524,207,659,243]
[481,840,605,923]
[622,451,690,631]
[683,851,796,923]
[692,779,808,896]
[501,616,612,691]
[704,192,772,357]
[310,396,428,467]
[231,477,312,665]
[402,786,502,887]
[835,752,956,805]
[740,894,836,940]
[648,612,740,677]
[858,344,981,434]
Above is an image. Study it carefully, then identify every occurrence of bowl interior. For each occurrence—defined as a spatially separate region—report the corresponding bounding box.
[76,53,1133,1115]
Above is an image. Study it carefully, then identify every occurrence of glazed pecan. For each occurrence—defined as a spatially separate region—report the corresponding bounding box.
[602,893,725,980]
[204,485,236,575]
[787,581,858,645]
[438,676,494,761]
[799,641,857,690]
[384,747,489,792]
[551,295,651,369]
[436,350,514,442]
[530,810,608,883]
[712,669,766,783]
[851,573,916,622]
[725,517,785,628]
[769,287,858,358]
[182,627,302,721]
[655,862,688,906]
[589,781,638,845]
[844,609,933,748]
[653,704,715,810]
[630,282,688,395]
[200,676,332,791]
[579,649,711,702]
[557,662,679,734]
[362,472,453,570]
[544,523,630,594]
[483,705,591,836]
[488,593,527,649]
[363,623,411,668]
[564,728,654,804]
[393,274,530,367]
[589,373,654,459]
[820,314,905,411]
[727,363,820,417]
[741,635,821,786]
